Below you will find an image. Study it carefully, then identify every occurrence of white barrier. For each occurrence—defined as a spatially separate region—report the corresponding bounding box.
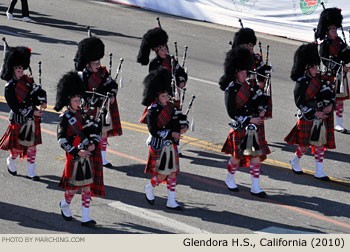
[107,0,350,42]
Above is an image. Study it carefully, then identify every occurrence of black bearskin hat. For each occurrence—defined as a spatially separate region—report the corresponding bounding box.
[1,46,31,81]
[219,46,254,91]
[137,27,168,65]
[290,43,320,81]
[54,71,85,111]
[232,28,257,48]
[316,8,343,40]
[142,68,172,106]
[74,37,105,71]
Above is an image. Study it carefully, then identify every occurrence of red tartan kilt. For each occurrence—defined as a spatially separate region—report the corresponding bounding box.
[106,101,122,137]
[0,116,42,150]
[59,142,105,197]
[221,123,270,167]
[284,115,336,149]
[145,144,180,175]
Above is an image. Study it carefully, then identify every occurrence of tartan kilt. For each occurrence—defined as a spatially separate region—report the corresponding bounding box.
[145,144,180,175]
[221,123,270,167]
[106,101,122,137]
[284,114,335,149]
[0,116,42,151]
[59,142,105,197]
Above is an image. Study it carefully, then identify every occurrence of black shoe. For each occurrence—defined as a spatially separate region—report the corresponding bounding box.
[103,162,112,168]
[81,220,97,227]
[59,202,72,221]
[166,205,182,211]
[251,191,267,198]
[292,168,304,175]
[145,195,154,205]
[178,152,183,157]
[314,176,330,182]
[7,167,17,176]
[26,175,41,181]
[226,185,239,192]
[335,127,348,133]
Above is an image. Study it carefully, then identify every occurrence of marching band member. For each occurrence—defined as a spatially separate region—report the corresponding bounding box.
[55,71,102,227]
[316,7,350,133]
[285,43,336,181]
[137,26,187,90]
[0,46,47,181]
[142,68,189,210]
[220,46,270,198]
[231,27,272,119]
[137,26,188,156]
[74,36,122,167]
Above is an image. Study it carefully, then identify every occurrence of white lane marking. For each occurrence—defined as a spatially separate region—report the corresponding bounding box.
[109,201,211,234]
[255,226,320,234]
[189,76,218,86]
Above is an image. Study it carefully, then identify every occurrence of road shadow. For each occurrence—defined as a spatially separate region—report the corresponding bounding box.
[92,182,328,234]
[0,4,141,45]
[0,24,77,46]
[180,149,228,168]
[269,142,350,164]
[0,200,165,234]
[102,159,350,222]
[2,169,347,233]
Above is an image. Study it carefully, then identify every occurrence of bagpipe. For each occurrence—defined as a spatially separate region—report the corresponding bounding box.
[177,95,195,131]
[83,88,114,133]
[76,91,116,153]
[1,37,8,73]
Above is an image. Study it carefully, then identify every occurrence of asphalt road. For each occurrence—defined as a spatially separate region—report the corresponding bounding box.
[0,0,349,234]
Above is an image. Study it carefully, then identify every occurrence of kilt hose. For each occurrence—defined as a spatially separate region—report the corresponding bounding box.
[221,123,270,168]
[145,144,180,175]
[59,142,105,197]
[284,115,335,149]
[0,116,42,152]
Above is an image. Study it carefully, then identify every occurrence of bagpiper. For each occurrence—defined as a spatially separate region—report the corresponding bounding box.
[285,42,336,181]
[74,36,122,167]
[137,26,188,157]
[316,7,350,133]
[54,71,103,227]
[0,46,47,181]
[137,26,187,91]
[142,68,189,210]
[231,26,272,119]
[220,46,271,198]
